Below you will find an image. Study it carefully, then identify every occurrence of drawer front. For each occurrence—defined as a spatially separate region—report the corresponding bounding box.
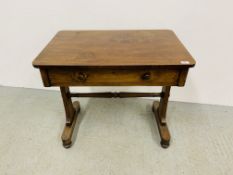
[45,68,184,86]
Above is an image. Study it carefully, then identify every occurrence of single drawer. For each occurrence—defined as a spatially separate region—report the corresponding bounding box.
[43,67,187,86]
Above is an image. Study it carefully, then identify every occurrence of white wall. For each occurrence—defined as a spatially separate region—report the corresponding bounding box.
[0,0,233,106]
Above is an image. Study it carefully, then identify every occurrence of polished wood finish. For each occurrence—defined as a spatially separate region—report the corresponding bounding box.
[60,87,76,125]
[33,30,195,68]
[158,86,171,124]
[152,101,170,148]
[39,68,50,87]
[33,30,196,148]
[177,68,189,86]
[69,92,162,98]
[61,101,80,148]
[47,67,183,86]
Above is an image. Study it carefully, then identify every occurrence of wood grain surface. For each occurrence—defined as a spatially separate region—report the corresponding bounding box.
[46,67,182,86]
[33,30,195,68]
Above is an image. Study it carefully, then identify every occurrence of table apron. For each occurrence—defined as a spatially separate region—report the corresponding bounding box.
[39,67,188,87]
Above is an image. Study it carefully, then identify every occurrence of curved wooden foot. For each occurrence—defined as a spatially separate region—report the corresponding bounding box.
[61,101,80,148]
[152,101,170,149]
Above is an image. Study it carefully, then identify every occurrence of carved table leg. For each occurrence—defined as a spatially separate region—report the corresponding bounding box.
[60,87,80,148]
[152,86,171,148]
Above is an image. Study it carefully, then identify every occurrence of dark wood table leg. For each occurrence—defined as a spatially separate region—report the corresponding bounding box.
[60,87,80,148]
[152,86,171,148]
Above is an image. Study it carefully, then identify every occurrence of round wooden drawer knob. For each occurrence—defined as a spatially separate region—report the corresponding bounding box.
[141,72,151,80]
[77,72,88,82]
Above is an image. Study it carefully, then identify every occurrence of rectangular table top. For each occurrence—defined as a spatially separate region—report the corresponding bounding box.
[33,30,195,68]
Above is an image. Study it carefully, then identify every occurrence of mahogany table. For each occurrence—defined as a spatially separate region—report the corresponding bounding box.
[33,30,195,148]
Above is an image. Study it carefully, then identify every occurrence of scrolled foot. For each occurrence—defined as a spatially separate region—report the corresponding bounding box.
[153,101,171,148]
[61,101,80,149]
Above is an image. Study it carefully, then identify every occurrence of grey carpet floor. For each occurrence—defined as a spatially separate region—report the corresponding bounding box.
[0,86,233,175]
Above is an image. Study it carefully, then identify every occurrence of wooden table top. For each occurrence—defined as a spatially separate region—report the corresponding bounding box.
[33,30,195,68]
